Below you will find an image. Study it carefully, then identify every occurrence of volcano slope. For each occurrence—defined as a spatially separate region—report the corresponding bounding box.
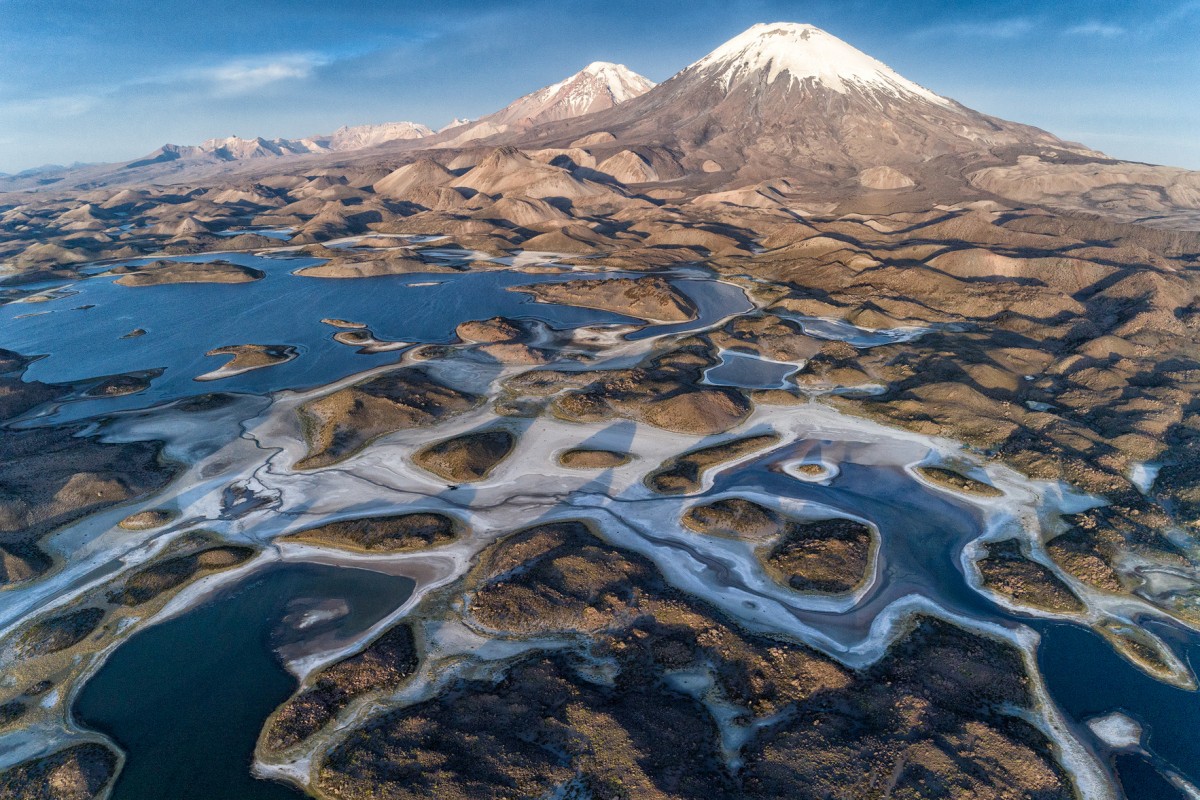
[2,19,1200,800]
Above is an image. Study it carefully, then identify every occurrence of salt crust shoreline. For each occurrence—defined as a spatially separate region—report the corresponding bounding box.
[0,258,1141,799]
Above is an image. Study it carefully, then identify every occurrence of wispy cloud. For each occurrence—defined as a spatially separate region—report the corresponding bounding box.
[202,53,331,96]
[1065,21,1126,37]
[0,94,99,119]
[911,18,1037,41]
[0,51,332,127]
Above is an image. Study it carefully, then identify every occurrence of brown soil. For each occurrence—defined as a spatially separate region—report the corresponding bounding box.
[412,429,516,483]
[295,255,444,278]
[111,259,263,286]
[917,466,1004,497]
[82,370,158,397]
[198,344,296,377]
[1045,527,1125,593]
[761,517,874,594]
[15,607,106,658]
[283,512,459,552]
[681,497,786,541]
[512,276,697,322]
[263,623,418,753]
[646,434,780,494]
[316,521,1072,800]
[456,317,522,343]
[297,368,481,469]
[0,700,27,730]
[507,340,752,436]
[107,545,254,606]
[0,426,174,586]
[117,508,177,531]
[0,743,117,800]
[557,449,632,469]
[975,539,1084,612]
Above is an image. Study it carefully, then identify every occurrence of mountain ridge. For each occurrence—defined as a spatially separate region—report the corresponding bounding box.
[0,62,655,191]
[506,22,1100,187]
[435,61,655,148]
[3,19,1195,233]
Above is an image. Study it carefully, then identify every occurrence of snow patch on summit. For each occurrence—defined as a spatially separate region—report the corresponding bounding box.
[502,61,656,125]
[691,22,950,106]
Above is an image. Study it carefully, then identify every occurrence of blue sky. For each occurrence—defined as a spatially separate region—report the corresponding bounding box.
[1,0,1197,173]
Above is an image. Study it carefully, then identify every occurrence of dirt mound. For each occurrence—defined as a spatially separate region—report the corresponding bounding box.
[297,369,481,469]
[284,512,460,553]
[412,429,516,482]
[513,276,696,322]
[557,449,631,469]
[111,260,263,286]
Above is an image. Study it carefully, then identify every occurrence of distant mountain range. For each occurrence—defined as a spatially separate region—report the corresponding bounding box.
[3,21,1197,230]
[125,120,437,169]
[0,62,656,191]
[514,23,1095,182]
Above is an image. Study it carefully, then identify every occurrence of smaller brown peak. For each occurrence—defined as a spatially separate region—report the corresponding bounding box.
[175,216,212,235]
[59,203,108,221]
[570,131,617,148]
[373,158,457,198]
[309,205,353,224]
[99,188,148,209]
[477,145,537,169]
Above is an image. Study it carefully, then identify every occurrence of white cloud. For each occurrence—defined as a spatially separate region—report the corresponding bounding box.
[0,94,99,119]
[1065,22,1126,37]
[203,53,331,96]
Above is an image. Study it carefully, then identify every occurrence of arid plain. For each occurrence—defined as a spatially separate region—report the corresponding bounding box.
[2,22,1200,800]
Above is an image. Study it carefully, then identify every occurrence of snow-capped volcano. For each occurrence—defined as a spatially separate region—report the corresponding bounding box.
[492,61,655,127]
[688,22,948,105]
[438,62,654,147]
[517,22,1089,182]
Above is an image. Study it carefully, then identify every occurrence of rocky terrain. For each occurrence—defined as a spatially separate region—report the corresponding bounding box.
[307,522,1073,800]
[0,743,116,800]
[296,368,482,468]
[1,18,1199,800]
[282,512,460,553]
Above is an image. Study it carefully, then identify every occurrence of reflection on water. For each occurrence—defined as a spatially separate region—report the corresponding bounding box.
[74,563,414,800]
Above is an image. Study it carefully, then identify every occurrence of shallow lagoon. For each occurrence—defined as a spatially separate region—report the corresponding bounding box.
[1,251,747,422]
[74,563,414,800]
[702,349,799,389]
[7,248,1197,798]
[1036,621,1200,799]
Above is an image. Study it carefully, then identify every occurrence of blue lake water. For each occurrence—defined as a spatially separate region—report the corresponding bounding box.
[1035,621,1200,798]
[1,252,747,422]
[702,350,799,389]
[73,562,414,800]
[8,246,1197,798]
[723,447,1200,796]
